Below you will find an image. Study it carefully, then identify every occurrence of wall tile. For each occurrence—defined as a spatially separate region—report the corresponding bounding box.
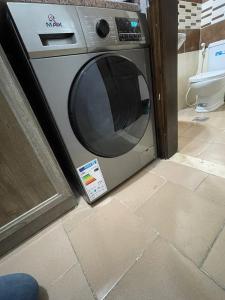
[178,1,201,30]
[201,0,225,28]
[201,18,225,45]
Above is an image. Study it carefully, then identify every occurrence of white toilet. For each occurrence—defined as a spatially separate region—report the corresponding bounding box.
[189,40,225,113]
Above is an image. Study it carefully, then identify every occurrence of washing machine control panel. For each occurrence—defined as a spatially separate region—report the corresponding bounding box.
[76,6,148,51]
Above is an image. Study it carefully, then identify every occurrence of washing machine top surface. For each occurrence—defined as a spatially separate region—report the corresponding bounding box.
[7,2,149,58]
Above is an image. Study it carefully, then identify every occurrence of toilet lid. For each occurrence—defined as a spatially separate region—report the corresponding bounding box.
[189,70,225,83]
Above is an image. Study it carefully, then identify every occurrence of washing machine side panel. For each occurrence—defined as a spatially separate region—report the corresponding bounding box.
[30,48,156,193]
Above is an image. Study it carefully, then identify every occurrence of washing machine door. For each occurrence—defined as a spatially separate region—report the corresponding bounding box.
[68,54,151,158]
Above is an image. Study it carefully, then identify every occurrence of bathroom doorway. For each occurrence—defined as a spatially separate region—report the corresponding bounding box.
[176,0,225,175]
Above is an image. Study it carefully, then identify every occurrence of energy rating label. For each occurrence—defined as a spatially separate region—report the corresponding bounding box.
[77,159,107,202]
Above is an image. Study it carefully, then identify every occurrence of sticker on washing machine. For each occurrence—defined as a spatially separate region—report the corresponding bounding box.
[77,159,107,202]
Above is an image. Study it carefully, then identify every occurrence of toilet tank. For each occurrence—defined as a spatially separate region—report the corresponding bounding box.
[208,40,225,71]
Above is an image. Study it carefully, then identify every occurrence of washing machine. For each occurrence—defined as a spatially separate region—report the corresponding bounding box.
[6,3,156,203]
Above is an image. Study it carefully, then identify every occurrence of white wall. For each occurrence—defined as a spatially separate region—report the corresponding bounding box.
[140,0,148,13]
[177,50,199,110]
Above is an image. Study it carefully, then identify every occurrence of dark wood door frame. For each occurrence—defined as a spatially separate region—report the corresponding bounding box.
[148,0,178,158]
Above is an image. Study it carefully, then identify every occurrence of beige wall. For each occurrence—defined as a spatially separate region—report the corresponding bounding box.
[177,50,199,110]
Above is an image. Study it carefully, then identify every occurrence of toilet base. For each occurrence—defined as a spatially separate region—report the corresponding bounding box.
[195,93,225,113]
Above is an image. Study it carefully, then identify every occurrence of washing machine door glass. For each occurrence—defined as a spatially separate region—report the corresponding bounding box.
[69,54,151,158]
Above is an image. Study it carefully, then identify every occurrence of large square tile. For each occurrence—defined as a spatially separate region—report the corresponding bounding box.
[178,107,200,123]
[136,182,225,265]
[205,117,225,130]
[178,137,210,157]
[106,238,225,300]
[182,124,218,142]
[62,197,94,233]
[199,143,225,165]
[68,201,158,299]
[178,121,192,136]
[47,263,94,300]
[195,175,225,206]
[213,130,225,144]
[202,226,225,289]
[151,160,207,191]
[113,168,166,211]
[0,222,77,289]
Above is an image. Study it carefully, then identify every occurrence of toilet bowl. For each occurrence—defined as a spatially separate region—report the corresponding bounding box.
[189,70,225,113]
[188,40,225,113]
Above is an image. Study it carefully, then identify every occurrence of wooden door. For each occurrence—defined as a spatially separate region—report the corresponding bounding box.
[0,46,76,256]
[148,0,178,158]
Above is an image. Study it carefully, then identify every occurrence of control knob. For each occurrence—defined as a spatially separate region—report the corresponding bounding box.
[96,19,110,38]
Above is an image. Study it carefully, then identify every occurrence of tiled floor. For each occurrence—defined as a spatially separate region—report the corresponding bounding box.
[178,105,225,167]
[1,160,225,299]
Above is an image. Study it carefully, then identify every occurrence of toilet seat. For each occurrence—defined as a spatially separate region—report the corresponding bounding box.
[189,70,225,83]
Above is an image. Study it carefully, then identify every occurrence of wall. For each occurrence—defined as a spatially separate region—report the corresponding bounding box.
[201,0,225,45]
[178,0,202,110]
[178,51,199,110]
[140,0,148,13]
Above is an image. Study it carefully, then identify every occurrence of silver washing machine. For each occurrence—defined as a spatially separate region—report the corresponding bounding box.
[6,3,156,203]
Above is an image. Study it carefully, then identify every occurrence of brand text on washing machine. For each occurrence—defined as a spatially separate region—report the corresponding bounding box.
[46,14,62,28]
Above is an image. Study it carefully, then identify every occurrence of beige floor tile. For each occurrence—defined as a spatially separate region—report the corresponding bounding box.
[113,168,166,212]
[151,160,207,191]
[0,223,77,289]
[178,137,211,157]
[178,107,201,123]
[106,238,225,300]
[46,264,94,300]
[214,130,225,144]
[68,201,158,300]
[171,153,225,182]
[205,117,225,130]
[178,121,192,136]
[181,124,218,142]
[62,193,120,233]
[178,136,192,151]
[202,226,225,289]
[136,182,225,265]
[62,197,94,233]
[195,175,225,206]
[199,143,225,166]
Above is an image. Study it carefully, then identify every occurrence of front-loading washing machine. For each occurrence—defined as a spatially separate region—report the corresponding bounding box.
[6,3,156,203]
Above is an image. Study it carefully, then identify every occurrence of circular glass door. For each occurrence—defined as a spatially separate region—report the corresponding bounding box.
[68,54,151,158]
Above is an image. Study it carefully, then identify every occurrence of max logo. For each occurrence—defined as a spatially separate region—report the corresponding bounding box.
[46,14,62,28]
[215,50,225,56]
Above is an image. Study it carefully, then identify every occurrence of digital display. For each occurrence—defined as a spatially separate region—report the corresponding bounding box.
[131,21,138,28]
[115,17,141,34]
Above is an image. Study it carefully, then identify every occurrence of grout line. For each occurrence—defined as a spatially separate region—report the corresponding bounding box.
[199,218,225,268]
[201,268,225,292]
[62,226,98,300]
[157,234,201,267]
[165,236,225,292]
[151,232,225,292]
[118,176,167,213]
[50,263,76,286]
[192,173,209,192]
[102,234,160,299]
[170,153,225,180]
